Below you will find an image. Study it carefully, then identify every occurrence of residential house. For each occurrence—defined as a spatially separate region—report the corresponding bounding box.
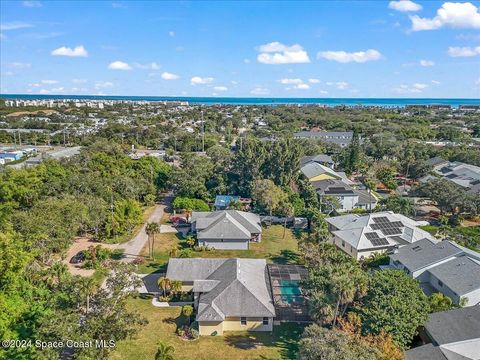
[390,239,480,306]
[214,195,251,211]
[325,211,434,260]
[191,210,262,250]
[300,161,374,212]
[300,154,336,169]
[420,158,480,194]
[166,258,276,336]
[293,131,354,148]
[311,179,377,212]
[406,307,480,360]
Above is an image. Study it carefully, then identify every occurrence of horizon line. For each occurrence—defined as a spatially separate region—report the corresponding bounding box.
[1,94,479,101]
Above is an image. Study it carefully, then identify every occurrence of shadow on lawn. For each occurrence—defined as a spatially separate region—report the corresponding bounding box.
[224,323,306,359]
[270,249,300,264]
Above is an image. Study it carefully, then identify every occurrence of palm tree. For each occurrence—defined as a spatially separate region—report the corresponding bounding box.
[78,277,98,317]
[168,245,179,258]
[157,276,172,297]
[170,280,182,296]
[182,305,194,325]
[155,342,175,360]
[282,203,294,239]
[146,222,160,260]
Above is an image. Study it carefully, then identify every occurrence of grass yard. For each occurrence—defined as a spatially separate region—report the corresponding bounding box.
[136,225,301,273]
[109,297,305,360]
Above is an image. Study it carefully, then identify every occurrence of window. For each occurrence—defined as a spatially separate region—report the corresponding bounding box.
[263,317,269,325]
[438,280,443,287]
[241,317,247,325]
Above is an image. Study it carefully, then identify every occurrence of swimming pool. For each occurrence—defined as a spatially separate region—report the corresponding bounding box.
[279,280,302,304]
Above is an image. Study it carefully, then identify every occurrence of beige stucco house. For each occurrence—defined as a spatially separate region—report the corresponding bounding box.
[166,258,276,335]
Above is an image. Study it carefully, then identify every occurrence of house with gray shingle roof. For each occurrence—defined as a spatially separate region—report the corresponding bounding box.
[191,210,262,250]
[390,239,480,306]
[166,258,276,335]
[406,307,480,360]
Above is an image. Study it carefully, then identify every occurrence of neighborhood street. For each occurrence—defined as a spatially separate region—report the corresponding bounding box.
[118,195,172,262]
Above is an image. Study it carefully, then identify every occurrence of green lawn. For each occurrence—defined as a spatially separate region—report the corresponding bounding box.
[109,297,306,360]
[136,225,301,273]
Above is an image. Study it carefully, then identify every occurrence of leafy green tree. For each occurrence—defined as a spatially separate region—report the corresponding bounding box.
[378,195,415,216]
[375,166,397,191]
[252,179,287,216]
[305,259,367,327]
[298,324,379,360]
[360,269,429,349]
[428,292,454,313]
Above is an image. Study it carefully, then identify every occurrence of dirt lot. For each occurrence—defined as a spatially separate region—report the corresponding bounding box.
[63,237,117,277]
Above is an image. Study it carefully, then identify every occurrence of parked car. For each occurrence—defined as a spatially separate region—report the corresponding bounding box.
[70,251,85,264]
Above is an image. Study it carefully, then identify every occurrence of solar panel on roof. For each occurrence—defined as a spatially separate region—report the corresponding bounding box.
[391,221,403,227]
[365,232,380,240]
[371,238,389,246]
[381,227,402,236]
[372,216,389,223]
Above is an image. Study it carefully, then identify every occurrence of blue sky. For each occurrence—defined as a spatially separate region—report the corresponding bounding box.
[1,0,479,98]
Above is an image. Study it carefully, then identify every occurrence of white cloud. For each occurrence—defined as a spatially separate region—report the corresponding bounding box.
[169,31,175,37]
[257,41,310,64]
[161,72,180,80]
[335,81,349,90]
[250,87,270,95]
[112,2,127,8]
[320,90,329,95]
[108,61,132,70]
[191,76,214,85]
[318,49,382,63]
[213,86,228,92]
[410,2,480,31]
[326,81,349,90]
[72,78,87,84]
[447,46,480,56]
[243,58,251,64]
[393,83,429,93]
[278,78,303,84]
[419,59,435,66]
[0,22,33,31]
[134,62,160,70]
[296,83,310,90]
[308,78,321,83]
[41,79,58,84]
[94,81,114,89]
[23,1,42,7]
[431,80,441,85]
[389,0,422,12]
[51,45,88,57]
[9,62,31,69]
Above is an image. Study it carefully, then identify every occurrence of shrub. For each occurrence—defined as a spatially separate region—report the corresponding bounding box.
[189,328,199,339]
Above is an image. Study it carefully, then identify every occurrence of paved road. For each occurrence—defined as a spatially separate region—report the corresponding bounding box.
[118,195,172,262]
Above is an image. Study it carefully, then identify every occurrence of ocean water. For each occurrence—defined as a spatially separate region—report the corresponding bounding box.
[1,94,479,107]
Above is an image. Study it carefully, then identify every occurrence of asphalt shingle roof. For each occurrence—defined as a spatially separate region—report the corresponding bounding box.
[166,258,275,321]
[425,307,480,345]
[427,256,480,296]
[192,210,261,241]
[390,239,463,272]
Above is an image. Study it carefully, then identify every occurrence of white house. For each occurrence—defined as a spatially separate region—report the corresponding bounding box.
[325,211,434,260]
